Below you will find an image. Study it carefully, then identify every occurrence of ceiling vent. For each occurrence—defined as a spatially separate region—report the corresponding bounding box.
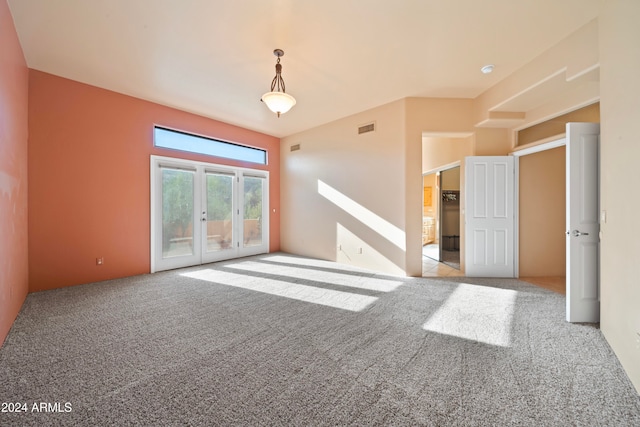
[358,122,376,135]
[290,143,301,152]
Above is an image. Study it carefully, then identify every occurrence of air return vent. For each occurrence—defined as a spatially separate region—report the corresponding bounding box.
[358,122,376,135]
[290,143,301,152]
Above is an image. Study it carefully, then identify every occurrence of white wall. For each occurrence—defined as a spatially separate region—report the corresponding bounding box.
[281,98,475,277]
[422,137,472,173]
[280,99,407,275]
[599,0,640,393]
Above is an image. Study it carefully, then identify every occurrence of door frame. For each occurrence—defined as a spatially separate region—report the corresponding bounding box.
[150,155,269,273]
[511,134,568,279]
[492,125,600,323]
[422,161,460,265]
[438,166,461,264]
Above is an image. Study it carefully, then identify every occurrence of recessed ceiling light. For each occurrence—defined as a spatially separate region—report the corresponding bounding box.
[481,64,495,74]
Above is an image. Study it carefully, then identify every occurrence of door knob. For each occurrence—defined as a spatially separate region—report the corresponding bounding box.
[568,229,589,237]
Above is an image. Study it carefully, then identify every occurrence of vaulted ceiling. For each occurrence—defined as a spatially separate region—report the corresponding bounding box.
[8,0,600,137]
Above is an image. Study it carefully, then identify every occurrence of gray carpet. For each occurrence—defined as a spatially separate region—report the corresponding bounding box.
[1,252,639,426]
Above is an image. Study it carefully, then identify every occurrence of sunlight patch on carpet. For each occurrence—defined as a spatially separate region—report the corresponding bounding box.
[225,260,402,293]
[423,283,517,347]
[181,269,378,312]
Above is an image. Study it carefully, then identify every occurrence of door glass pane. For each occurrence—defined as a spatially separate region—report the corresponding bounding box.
[206,173,234,252]
[162,169,194,258]
[243,177,263,247]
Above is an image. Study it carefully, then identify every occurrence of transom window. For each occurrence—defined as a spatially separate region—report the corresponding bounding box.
[154,126,267,165]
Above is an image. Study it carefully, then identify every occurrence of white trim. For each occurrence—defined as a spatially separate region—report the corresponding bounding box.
[153,125,269,165]
[150,157,157,273]
[511,98,600,133]
[511,136,566,157]
[422,132,474,138]
[566,63,600,82]
[513,156,520,278]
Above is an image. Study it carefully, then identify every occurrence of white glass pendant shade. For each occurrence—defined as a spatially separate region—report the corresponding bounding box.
[261,91,296,117]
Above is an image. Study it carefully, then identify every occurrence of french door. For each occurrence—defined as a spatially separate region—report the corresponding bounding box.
[150,156,269,272]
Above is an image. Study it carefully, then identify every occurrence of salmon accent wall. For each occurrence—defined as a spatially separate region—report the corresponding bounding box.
[28,70,280,292]
[0,0,29,344]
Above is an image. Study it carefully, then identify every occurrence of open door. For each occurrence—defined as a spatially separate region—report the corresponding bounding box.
[465,156,516,277]
[566,122,600,323]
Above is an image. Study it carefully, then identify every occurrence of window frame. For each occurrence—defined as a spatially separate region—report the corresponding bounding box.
[153,126,268,165]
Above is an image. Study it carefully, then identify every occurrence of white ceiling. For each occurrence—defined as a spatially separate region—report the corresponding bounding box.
[7,0,600,138]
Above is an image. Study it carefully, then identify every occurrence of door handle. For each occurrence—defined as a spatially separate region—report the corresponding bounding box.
[567,229,589,237]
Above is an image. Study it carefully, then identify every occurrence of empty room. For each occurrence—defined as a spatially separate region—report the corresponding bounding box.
[1,1,639,425]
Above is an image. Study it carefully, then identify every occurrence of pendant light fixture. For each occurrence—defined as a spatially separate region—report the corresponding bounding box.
[261,49,296,117]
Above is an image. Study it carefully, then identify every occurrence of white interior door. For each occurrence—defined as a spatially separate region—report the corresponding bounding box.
[151,156,269,272]
[566,122,600,323]
[465,156,516,277]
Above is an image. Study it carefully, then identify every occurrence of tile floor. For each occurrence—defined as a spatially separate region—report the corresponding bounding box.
[422,255,464,277]
[422,243,463,277]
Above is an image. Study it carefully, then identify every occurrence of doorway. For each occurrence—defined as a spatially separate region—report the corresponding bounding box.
[517,146,566,293]
[422,173,438,260]
[439,166,461,269]
[150,155,269,272]
[484,122,600,322]
[422,164,461,276]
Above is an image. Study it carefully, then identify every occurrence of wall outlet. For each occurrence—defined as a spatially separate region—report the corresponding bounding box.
[357,247,363,254]
[96,257,104,265]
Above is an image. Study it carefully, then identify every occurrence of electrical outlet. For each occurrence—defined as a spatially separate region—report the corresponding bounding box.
[357,247,363,254]
[96,257,104,265]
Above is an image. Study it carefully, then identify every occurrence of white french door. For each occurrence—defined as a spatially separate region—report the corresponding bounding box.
[150,156,269,272]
